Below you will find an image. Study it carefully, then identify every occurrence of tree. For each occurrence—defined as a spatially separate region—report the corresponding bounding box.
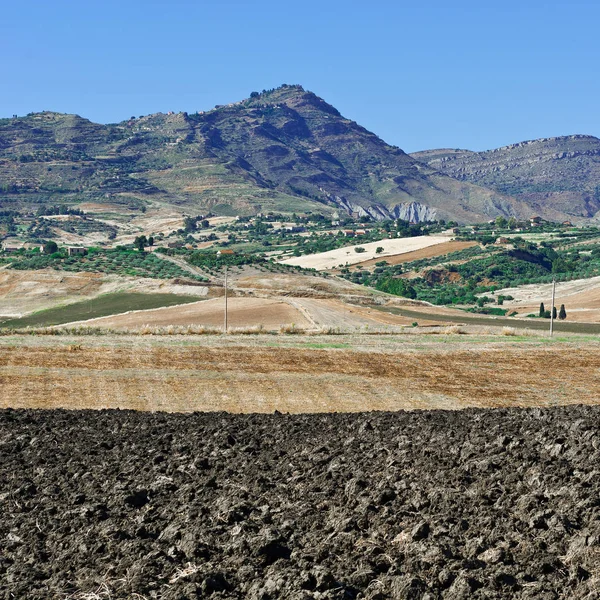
[134,235,148,251]
[354,247,366,253]
[43,240,58,255]
[552,306,557,319]
[539,302,545,318]
[376,247,384,254]
[183,217,197,233]
[495,216,508,229]
[147,236,154,247]
[559,304,567,320]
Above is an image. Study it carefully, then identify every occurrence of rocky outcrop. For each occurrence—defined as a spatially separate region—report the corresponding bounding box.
[412,135,600,220]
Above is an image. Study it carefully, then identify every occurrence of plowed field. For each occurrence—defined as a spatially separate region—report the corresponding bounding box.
[1,407,599,598]
[352,240,478,270]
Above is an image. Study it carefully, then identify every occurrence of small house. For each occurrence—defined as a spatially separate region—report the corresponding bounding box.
[67,247,86,257]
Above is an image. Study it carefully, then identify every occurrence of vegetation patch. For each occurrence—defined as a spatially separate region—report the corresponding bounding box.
[0,293,203,329]
[5,248,207,282]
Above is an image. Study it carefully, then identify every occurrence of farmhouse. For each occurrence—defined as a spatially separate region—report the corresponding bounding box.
[67,247,87,256]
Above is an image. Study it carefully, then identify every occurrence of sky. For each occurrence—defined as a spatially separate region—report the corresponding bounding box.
[1,0,599,152]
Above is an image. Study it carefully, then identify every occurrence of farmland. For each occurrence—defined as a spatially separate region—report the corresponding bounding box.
[1,333,599,413]
[0,292,204,328]
[279,235,452,270]
[2,405,599,599]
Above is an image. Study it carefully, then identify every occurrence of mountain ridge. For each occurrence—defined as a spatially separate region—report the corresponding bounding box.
[411,134,600,221]
[0,85,593,223]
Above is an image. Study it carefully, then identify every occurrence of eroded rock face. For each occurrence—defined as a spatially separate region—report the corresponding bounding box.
[412,135,600,219]
[1,406,599,598]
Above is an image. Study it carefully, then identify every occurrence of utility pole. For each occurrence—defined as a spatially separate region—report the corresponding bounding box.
[550,278,556,337]
[224,263,228,333]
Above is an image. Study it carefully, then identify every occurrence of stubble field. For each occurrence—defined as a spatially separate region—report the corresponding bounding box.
[1,333,599,413]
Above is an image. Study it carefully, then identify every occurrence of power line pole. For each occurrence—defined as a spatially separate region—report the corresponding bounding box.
[224,263,228,333]
[550,278,556,337]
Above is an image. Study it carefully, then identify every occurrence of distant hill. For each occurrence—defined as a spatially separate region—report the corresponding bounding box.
[411,135,600,221]
[0,85,530,223]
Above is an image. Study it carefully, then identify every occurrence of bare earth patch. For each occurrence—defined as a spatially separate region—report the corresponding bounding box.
[351,240,479,270]
[61,297,311,330]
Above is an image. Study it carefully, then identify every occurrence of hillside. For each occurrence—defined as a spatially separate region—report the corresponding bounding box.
[0,85,529,223]
[412,135,600,221]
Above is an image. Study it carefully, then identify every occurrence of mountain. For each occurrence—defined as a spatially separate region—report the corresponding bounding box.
[411,135,600,221]
[0,85,530,223]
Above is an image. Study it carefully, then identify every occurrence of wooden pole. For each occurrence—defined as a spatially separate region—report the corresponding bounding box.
[550,278,556,337]
[224,264,228,333]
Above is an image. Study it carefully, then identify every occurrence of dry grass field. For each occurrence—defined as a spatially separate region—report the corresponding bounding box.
[279,235,452,270]
[495,276,600,322]
[0,267,210,319]
[2,333,599,413]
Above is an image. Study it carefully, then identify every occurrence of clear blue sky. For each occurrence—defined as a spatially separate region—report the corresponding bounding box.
[2,0,598,152]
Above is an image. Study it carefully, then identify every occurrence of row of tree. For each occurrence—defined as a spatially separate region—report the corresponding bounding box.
[539,302,567,320]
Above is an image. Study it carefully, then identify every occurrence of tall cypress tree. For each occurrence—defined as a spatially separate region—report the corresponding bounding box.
[559,304,567,320]
[539,302,545,318]
[552,306,557,319]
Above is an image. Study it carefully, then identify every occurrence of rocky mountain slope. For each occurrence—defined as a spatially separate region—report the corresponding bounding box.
[0,85,529,223]
[412,135,600,221]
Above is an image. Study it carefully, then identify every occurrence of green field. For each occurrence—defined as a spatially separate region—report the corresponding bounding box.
[0,293,203,329]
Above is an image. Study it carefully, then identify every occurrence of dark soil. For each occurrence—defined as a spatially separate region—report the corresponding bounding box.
[1,407,599,599]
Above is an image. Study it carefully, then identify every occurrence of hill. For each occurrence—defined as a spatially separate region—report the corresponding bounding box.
[0,85,530,223]
[411,135,600,221]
